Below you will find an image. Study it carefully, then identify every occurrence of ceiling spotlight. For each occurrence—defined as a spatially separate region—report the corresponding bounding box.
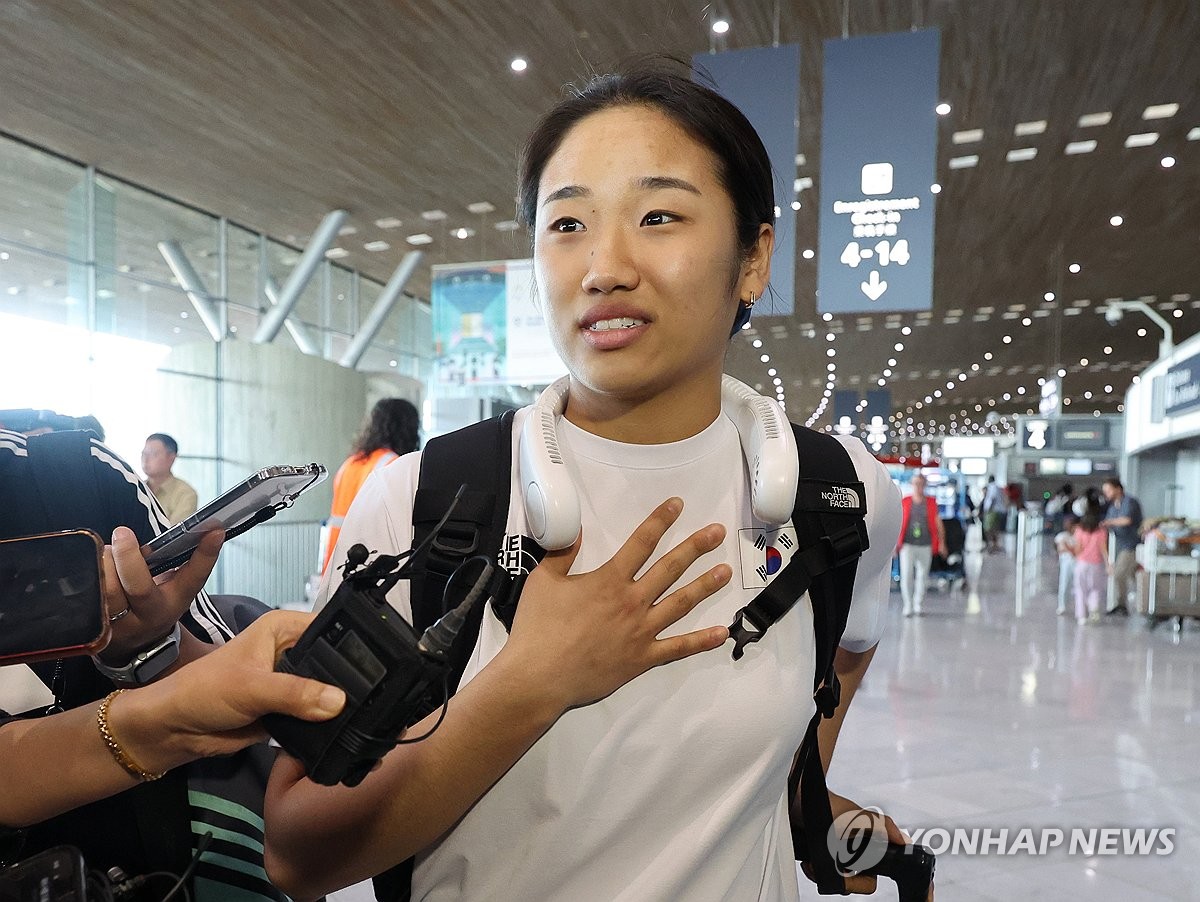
[453,227,475,240]
[1161,156,1176,168]
[790,200,802,211]
[712,18,730,34]
[936,102,951,116]
[802,248,815,260]
[1044,292,1055,301]
[510,58,528,73]
[1110,215,1124,227]
[1069,263,1081,274]
[930,183,942,194]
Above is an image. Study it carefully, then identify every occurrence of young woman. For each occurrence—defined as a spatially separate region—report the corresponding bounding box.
[265,62,905,901]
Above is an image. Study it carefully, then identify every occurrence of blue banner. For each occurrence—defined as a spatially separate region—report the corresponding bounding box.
[694,45,799,317]
[817,29,940,314]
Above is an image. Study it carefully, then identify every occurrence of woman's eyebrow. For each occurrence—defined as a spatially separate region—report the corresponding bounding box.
[542,185,591,206]
[636,175,702,195]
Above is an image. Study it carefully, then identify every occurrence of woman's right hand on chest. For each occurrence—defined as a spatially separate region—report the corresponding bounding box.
[502,496,731,710]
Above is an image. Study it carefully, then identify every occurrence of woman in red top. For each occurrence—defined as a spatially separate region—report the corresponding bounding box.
[321,398,420,573]
[896,473,946,616]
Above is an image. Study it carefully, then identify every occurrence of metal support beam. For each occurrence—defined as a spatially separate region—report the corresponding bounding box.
[339,250,423,369]
[158,240,225,342]
[253,209,347,344]
[264,277,322,356]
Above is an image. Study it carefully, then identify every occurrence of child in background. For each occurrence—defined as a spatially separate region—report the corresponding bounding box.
[1054,515,1078,615]
[1072,506,1109,624]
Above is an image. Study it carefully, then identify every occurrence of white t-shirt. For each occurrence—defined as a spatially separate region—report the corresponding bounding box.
[321,408,901,902]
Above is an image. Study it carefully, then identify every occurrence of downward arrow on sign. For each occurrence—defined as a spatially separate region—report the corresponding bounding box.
[860,270,887,301]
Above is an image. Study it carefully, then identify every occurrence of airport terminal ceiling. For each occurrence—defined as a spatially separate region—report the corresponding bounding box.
[0,0,1197,433]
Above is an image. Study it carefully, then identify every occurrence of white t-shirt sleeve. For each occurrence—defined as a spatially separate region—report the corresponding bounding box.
[834,436,902,653]
[315,450,421,620]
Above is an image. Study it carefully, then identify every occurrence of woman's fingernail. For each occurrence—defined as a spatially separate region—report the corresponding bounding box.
[317,685,346,715]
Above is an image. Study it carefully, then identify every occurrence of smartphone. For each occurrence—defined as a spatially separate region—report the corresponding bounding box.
[0,846,88,902]
[0,530,110,667]
[142,463,327,576]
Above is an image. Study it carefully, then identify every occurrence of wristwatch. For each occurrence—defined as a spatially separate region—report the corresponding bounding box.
[93,622,183,687]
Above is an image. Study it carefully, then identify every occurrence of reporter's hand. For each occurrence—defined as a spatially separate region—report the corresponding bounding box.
[503,496,730,711]
[111,610,346,773]
[97,525,222,663]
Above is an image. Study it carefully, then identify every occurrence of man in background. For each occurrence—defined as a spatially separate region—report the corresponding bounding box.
[141,433,197,524]
[1101,477,1142,616]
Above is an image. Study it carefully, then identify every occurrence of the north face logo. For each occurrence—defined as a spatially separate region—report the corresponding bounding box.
[820,486,860,509]
[498,534,545,577]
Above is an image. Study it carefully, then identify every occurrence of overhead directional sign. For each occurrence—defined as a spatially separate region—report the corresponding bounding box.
[817,29,940,314]
[695,45,800,317]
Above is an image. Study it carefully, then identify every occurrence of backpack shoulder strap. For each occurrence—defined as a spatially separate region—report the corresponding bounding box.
[25,431,109,533]
[376,412,515,902]
[785,425,872,895]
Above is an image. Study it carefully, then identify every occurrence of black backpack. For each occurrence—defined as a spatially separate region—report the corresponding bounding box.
[375,412,869,900]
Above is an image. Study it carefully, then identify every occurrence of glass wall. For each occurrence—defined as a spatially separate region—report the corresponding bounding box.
[0,132,434,602]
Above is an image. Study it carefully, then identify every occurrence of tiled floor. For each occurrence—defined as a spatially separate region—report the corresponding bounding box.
[832,538,1200,901]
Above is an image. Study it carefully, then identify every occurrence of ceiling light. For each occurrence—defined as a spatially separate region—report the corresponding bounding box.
[894,342,904,352]
[1142,103,1179,120]
[1103,346,1112,355]
[1109,215,1123,227]
[760,354,770,363]
[1189,128,1200,141]
[826,348,836,357]
[930,183,942,194]
[405,233,434,245]
[363,240,390,252]
[1161,156,1176,168]
[0,252,8,261]
[421,209,448,221]
[1002,335,1012,343]
[901,326,911,335]
[375,217,402,229]
[712,18,730,33]
[494,220,520,231]
[325,247,349,259]
[1022,317,1032,326]
[752,339,763,348]
[822,312,833,322]
[1137,328,1147,337]
[1064,140,1098,155]
[935,102,951,116]
[888,358,897,366]
[1078,111,1112,128]
[389,359,398,367]
[1014,120,1047,136]
[948,154,978,169]
[454,227,475,240]
[1124,132,1159,148]
[467,201,496,215]
[767,367,776,376]
[338,225,358,236]
[1045,291,1057,301]
[951,128,983,144]
[802,248,815,259]
[510,58,528,73]
[1173,309,1184,318]
[1006,147,1037,162]
[1069,263,1081,273]
[790,200,802,211]
[1080,357,1089,366]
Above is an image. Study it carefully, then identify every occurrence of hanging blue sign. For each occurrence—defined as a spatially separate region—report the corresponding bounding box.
[817,29,940,314]
[694,45,800,317]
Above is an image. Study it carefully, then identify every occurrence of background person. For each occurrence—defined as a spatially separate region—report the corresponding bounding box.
[1071,503,1109,624]
[265,61,910,902]
[321,397,420,574]
[140,432,197,525]
[1054,514,1078,616]
[897,473,945,617]
[1100,477,1142,616]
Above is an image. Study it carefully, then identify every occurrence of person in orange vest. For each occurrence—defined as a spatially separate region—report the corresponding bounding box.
[321,398,420,573]
[896,472,946,617]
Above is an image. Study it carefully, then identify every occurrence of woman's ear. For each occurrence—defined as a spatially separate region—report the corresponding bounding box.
[740,223,774,301]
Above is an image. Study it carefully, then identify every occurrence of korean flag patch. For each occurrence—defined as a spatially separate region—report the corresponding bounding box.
[738,525,799,589]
